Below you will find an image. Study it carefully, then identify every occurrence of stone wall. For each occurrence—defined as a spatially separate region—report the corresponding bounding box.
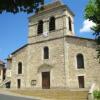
[0,67,3,83]
[9,36,100,89]
[26,38,66,89]
[11,46,28,89]
[65,36,100,89]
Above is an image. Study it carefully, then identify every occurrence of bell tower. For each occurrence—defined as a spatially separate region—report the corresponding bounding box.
[28,1,75,44]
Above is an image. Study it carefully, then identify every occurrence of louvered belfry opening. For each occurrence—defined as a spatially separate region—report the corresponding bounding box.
[37,20,43,34]
[49,16,55,31]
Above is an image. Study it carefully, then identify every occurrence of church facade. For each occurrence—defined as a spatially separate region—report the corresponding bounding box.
[6,1,100,89]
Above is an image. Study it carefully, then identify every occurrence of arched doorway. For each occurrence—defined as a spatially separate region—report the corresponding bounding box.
[38,64,53,89]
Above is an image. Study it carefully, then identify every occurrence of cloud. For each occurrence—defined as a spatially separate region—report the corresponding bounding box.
[80,19,96,33]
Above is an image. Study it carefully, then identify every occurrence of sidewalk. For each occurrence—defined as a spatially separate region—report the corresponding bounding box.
[0,89,43,100]
[0,89,53,100]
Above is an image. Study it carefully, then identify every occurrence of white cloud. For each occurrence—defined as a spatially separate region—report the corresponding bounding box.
[80,19,96,33]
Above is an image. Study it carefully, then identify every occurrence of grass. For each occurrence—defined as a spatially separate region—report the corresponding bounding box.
[10,89,88,100]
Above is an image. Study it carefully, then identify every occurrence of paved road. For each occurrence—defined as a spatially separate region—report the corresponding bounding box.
[0,94,39,100]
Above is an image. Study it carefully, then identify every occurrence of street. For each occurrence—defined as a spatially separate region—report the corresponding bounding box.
[0,94,39,100]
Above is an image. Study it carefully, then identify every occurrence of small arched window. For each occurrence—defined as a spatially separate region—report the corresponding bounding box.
[18,62,22,74]
[44,46,49,59]
[49,16,55,31]
[68,17,72,31]
[37,20,43,34]
[76,54,84,69]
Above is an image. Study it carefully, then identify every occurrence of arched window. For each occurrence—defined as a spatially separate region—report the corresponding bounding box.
[44,46,49,59]
[18,62,22,74]
[49,16,55,31]
[37,20,43,34]
[76,54,84,69]
[68,17,72,31]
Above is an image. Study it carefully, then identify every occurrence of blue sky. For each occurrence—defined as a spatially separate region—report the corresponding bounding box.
[0,0,94,61]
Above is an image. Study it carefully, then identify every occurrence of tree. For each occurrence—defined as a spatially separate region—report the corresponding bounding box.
[84,0,100,62]
[0,0,44,14]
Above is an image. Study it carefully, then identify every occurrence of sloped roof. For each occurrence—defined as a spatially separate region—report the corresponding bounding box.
[29,1,74,19]
[41,1,74,16]
[41,1,62,11]
[11,44,28,55]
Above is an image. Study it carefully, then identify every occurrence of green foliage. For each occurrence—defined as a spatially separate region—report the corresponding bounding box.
[85,0,95,19]
[0,0,44,14]
[85,0,100,62]
[93,90,100,99]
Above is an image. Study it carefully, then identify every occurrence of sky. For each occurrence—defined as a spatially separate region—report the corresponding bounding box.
[0,0,95,61]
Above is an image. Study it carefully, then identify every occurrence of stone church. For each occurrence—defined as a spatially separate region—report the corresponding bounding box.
[5,1,100,90]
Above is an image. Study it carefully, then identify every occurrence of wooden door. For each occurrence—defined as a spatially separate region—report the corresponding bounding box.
[78,76,84,88]
[42,72,50,89]
[17,79,21,88]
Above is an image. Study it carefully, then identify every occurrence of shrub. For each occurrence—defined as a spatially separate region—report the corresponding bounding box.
[93,90,100,99]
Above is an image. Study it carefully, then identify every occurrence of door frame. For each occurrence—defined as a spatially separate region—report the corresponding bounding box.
[17,79,21,88]
[42,72,50,89]
[78,76,85,88]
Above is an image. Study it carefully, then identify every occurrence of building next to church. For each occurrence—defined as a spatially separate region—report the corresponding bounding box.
[4,1,100,90]
[0,60,5,84]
